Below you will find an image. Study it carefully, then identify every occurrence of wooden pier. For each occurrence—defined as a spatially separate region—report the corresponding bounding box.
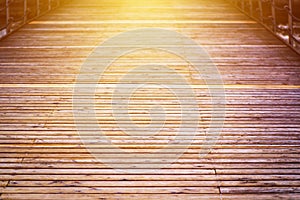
[0,0,300,199]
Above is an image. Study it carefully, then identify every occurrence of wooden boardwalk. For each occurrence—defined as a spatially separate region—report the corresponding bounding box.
[1,0,300,199]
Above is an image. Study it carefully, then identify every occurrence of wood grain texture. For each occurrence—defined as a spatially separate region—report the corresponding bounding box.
[0,0,300,199]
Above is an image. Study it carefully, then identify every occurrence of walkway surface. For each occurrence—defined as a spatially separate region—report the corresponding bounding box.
[0,0,300,199]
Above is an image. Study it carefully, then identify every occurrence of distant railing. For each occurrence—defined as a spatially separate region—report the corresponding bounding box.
[0,0,69,39]
[227,0,300,54]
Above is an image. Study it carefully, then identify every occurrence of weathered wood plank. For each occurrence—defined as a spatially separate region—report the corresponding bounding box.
[0,194,221,200]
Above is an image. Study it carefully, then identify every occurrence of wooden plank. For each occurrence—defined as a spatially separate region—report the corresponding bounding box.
[0,194,221,200]
[0,186,219,194]
[1,174,299,181]
[7,180,300,187]
[220,186,300,194]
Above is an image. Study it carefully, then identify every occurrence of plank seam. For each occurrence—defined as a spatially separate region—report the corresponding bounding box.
[214,168,223,200]
[1,180,10,198]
